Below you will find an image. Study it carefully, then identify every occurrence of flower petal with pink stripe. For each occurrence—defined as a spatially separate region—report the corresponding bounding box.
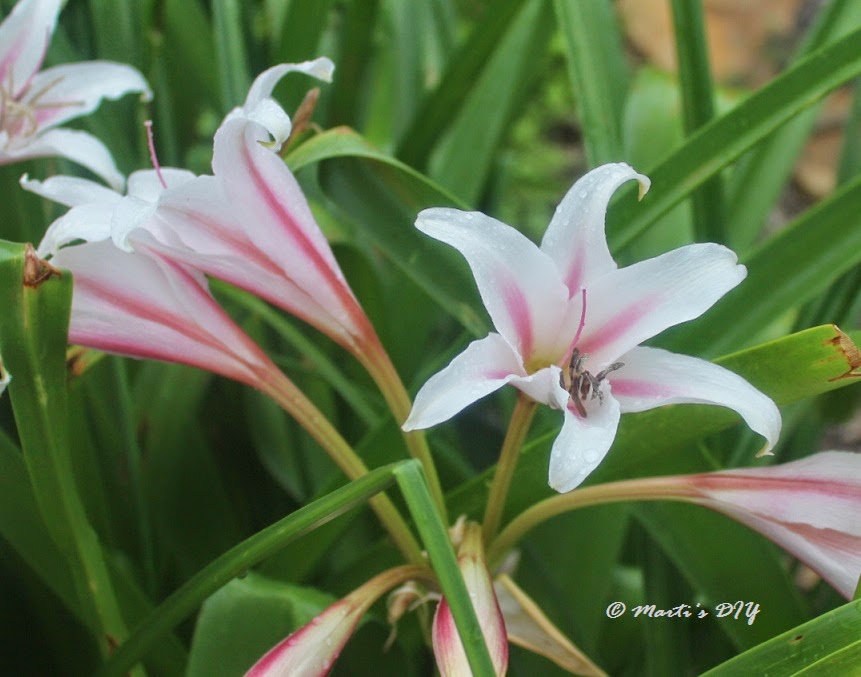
[405,164,781,492]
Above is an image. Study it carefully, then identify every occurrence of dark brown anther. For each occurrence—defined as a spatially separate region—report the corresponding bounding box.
[23,243,61,288]
[561,348,623,417]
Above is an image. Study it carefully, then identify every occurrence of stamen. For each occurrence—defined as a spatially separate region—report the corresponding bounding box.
[145,120,167,190]
[571,287,587,347]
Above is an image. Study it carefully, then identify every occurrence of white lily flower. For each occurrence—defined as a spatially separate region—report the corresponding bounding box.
[403,164,781,492]
[0,0,151,188]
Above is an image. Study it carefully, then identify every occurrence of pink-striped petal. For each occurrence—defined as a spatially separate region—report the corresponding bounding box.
[686,451,861,599]
[229,57,334,148]
[611,346,780,455]
[403,333,525,431]
[23,61,150,131]
[433,523,508,677]
[0,0,59,95]
[577,243,746,368]
[3,127,124,188]
[416,208,575,362]
[540,163,649,293]
[549,383,621,493]
[51,240,273,388]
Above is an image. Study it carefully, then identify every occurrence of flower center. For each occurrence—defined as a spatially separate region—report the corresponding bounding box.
[558,348,623,417]
[0,74,79,143]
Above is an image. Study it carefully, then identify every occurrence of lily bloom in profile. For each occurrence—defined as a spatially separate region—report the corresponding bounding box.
[403,164,781,492]
[0,0,151,188]
[683,451,861,600]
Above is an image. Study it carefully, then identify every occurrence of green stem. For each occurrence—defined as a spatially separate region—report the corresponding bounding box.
[360,345,448,523]
[487,475,698,565]
[482,395,537,542]
[258,368,426,566]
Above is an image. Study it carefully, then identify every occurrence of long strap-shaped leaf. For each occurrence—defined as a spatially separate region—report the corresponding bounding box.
[0,241,129,658]
[607,25,861,250]
[98,462,415,677]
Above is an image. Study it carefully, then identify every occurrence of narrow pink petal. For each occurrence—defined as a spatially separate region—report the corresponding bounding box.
[24,61,150,130]
[548,386,621,492]
[137,174,357,347]
[540,163,649,293]
[209,118,373,345]
[4,127,123,188]
[52,240,272,388]
[611,346,780,455]
[415,208,572,361]
[0,0,59,93]
[577,243,746,367]
[403,333,525,431]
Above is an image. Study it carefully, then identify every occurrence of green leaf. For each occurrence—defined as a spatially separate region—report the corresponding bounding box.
[554,0,627,166]
[212,0,250,111]
[394,461,496,677]
[669,0,725,242]
[287,127,486,335]
[661,175,861,357]
[607,24,861,251]
[430,0,554,204]
[702,600,861,675]
[396,0,527,170]
[99,462,409,677]
[0,242,128,654]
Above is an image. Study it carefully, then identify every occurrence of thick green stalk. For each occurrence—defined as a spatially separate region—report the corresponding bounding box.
[482,395,538,542]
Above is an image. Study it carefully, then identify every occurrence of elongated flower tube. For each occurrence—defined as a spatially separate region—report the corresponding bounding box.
[684,451,861,600]
[0,0,151,188]
[34,214,425,565]
[403,164,781,492]
[245,565,426,677]
[491,452,861,600]
[25,60,448,515]
[433,522,508,676]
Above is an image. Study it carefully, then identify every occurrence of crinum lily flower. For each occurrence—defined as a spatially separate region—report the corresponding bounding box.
[684,451,861,600]
[0,0,150,188]
[403,164,781,492]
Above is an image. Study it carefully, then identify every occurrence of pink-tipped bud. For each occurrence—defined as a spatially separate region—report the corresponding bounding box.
[245,566,422,677]
[433,522,508,676]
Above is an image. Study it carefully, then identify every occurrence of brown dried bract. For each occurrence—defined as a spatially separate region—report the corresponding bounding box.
[23,243,61,288]
[826,325,861,381]
[280,87,321,156]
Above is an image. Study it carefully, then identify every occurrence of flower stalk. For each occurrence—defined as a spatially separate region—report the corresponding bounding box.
[483,394,538,543]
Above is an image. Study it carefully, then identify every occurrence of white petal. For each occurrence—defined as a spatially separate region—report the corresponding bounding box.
[126,168,197,201]
[510,365,564,408]
[416,208,573,361]
[578,243,746,367]
[226,58,334,148]
[8,128,124,189]
[36,202,116,257]
[611,346,780,455]
[24,61,151,130]
[243,58,334,109]
[540,163,649,292]
[0,354,10,397]
[548,386,621,493]
[0,0,60,96]
[402,333,525,431]
[20,172,120,207]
